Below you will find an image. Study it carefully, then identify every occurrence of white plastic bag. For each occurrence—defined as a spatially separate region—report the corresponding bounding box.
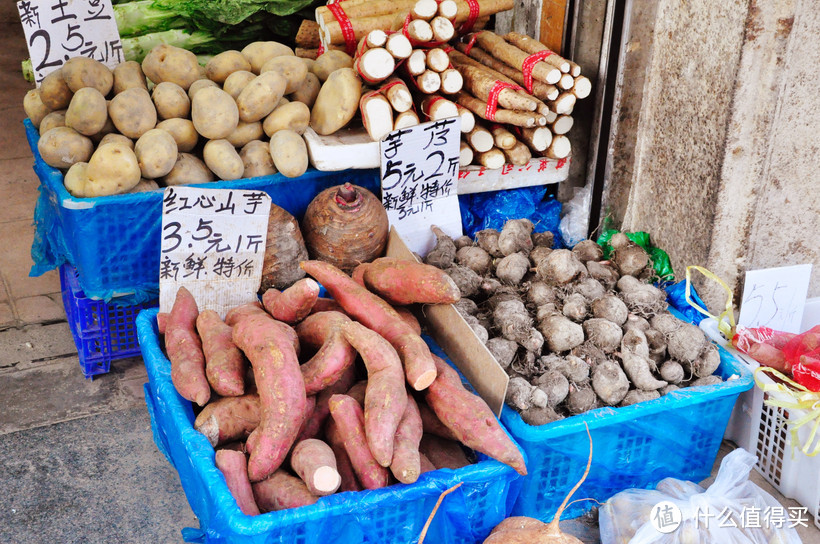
[600,449,803,544]
[559,184,591,247]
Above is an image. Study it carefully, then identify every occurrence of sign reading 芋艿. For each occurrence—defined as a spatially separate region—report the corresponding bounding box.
[17,0,122,84]
[380,117,463,256]
[159,187,271,319]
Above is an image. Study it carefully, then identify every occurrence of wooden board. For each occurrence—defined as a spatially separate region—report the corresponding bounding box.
[539,0,569,54]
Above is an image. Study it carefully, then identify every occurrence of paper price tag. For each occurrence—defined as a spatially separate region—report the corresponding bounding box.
[17,0,123,84]
[159,187,271,319]
[739,264,813,333]
[380,118,463,256]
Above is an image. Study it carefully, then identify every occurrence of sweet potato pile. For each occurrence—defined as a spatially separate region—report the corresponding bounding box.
[160,259,525,515]
[424,224,725,426]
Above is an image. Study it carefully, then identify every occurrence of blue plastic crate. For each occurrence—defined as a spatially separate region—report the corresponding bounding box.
[60,264,156,378]
[136,308,526,544]
[26,119,381,305]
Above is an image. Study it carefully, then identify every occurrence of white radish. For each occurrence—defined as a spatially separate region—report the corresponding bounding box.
[456,105,475,133]
[558,73,574,90]
[394,110,420,130]
[491,125,517,150]
[360,93,394,142]
[572,75,591,98]
[519,126,552,152]
[545,134,571,159]
[431,17,455,43]
[438,0,458,18]
[406,19,433,43]
[416,70,441,94]
[426,48,450,73]
[551,115,574,135]
[467,126,493,152]
[459,141,473,166]
[411,0,438,20]
[366,29,388,49]
[383,78,413,112]
[355,48,395,83]
[421,95,458,121]
[386,33,412,60]
[553,92,576,115]
[407,49,427,76]
[440,69,463,94]
[477,148,505,169]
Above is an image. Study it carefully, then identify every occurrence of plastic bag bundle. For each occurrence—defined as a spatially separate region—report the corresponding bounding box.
[600,449,802,544]
[458,186,563,244]
[734,325,820,390]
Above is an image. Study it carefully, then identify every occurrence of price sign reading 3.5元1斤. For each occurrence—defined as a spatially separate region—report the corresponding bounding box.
[159,187,271,319]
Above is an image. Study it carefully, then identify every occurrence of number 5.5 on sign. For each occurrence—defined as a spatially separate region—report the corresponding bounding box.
[739,264,812,334]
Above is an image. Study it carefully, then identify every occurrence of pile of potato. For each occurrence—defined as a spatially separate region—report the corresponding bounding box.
[24,43,364,197]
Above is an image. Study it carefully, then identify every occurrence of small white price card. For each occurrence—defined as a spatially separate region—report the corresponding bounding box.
[159,187,271,319]
[379,117,463,256]
[17,0,123,84]
[739,264,813,333]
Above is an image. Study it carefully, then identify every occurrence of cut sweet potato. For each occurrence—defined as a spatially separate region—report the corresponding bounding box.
[290,438,341,496]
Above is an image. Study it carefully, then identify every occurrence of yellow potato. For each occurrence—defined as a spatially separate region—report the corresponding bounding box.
[187,78,218,101]
[162,153,215,186]
[263,101,310,137]
[236,71,287,122]
[311,50,354,82]
[39,110,66,135]
[222,70,256,100]
[310,68,361,135]
[142,44,200,90]
[24,89,51,129]
[109,88,157,139]
[269,130,308,178]
[99,133,134,149]
[64,162,90,197]
[156,118,198,152]
[206,50,252,83]
[85,143,142,196]
[40,70,73,110]
[113,61,148,94]
[135,128,178,179]
[152,82,191,120]
[299,57,315,72]
[90,113,117,143]
[261,56,307,94]
[203,139,244,181]
[289,72,320,108]
[241,41,294,74]
[65,87,108,136]
[61,57,113,95]
[191,86,239,139]
[129,178,160,193]
[37,126,93,169]
[240,140,276,178]
[226,120,264,148]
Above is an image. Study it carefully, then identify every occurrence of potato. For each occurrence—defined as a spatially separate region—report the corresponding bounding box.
[310,68,361,135]
[188,78,218,101]
[64,162,90,197]
[40,70,73,110]
[206,50,252,83]
[270,130,308,178]
[156,118,198,152]
[65,87,108,136]
[135,129,178,179]
[163,153,214,186]
[61,57,113,95]
[152,82,191,119]
[241,41,294,74]
[240,140,276,178]
[24,89,51,128]
[263,102,310,137]
[261,56,307,94]
[39,110,66,135]
[113,61,148,94]
[85,143,142,196]
[226,120,264,147]
[299,57,315,71]
[109,87,157,138]
[192,86,239,139]
[236,71,287,122]
[99,133,134,149]
[129,179,160,193]
[289,72,320,108]
[311,51,354,82]
[37,126,93,169]
[90,114,117,143]
[203,139,244,180]
[222,70,256,100]
[142,44,200,90]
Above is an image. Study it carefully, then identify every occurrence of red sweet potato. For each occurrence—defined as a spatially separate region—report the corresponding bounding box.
[310,297,344,314]
[419,452,437,474]
[419,433,470,470]
[358,257,461,305]
[262,278,321,324]
[328,394,390,489]
[294,395,318,441]
[224,301,266,327]
[395,306,422,335]
[346,380,367,405]
[166,287,210,406]
[290,438,341,496]
[351,263,367,287]
[252,469,318,512]
[195,394,261,447]
[325,420,362,492]
[296,311,357,394]
[390,395,423,483]
[215,449,261,516]
[342,321,408,467]
[305,366,358,439]
[232,312,307,482]
[417,400,458,441]
[197,309,246,397]
[300,260,437,391]
[425,356,527,475]
[157,312,169,334]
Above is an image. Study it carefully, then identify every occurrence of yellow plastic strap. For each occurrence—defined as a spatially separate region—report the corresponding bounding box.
[685,266,736,341]
[754,367,820,457]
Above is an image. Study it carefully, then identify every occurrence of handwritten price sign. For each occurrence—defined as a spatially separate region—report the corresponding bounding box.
[739,264,813,334]
[380,117,463,255]
[159,187,271,319]
[17,0,122,84]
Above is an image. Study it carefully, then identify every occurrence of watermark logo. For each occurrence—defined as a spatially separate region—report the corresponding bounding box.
[650,501,683,533]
